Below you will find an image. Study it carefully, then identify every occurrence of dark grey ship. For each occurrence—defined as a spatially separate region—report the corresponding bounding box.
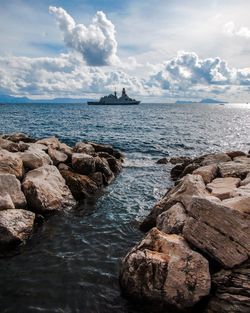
[87,88,140,105]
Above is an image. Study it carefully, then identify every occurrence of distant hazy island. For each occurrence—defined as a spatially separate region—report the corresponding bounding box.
[175,98,227,104]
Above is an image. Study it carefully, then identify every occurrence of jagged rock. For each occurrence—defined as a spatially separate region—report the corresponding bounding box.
[223,196,250,214]
[36,136,60,149]
[94,156,114,185]
[0,149,24,179]
[0,137,19,152]
[20,147,53,170]
[0,193,15,210]
[169,156,191,165]
[201,153,231,166]
[48,147,68,165]
[17,141,30,152]
[156,202,187,234]
[241,172,250,186]
[206,177,241,200]
[140,174,209,232]
[218,160,250,179]
[2,133,34,143]
[0,174,26,209]
[205,261,250,313]
[156,157,169,164]
[120,228,211,310]
[97,153,122,174]
[88,142,115,155]
[73,142,95,155]
[22,165,76,213]
[60,169,99,199]
[72,153,96,175]
[170,162,189,180]
[193,164,218,184]
[59,143,73,158]
[0,209,35,245]
[227,151,247,159]
[183,197,250,268]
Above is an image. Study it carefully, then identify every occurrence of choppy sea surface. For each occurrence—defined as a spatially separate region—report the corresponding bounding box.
[0,102,249,313]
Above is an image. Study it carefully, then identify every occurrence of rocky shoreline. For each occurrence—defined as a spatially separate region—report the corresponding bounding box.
[120,150,250,312]
[0,133,123,248]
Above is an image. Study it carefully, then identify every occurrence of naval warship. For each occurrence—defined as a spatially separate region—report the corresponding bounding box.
[87,88,140,105]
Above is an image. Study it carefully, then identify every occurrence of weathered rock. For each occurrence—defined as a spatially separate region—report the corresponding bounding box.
[206,177,241,200]
[0,193,15,210]
[201,153,231,166]
[234,183,250,197]
[60,169,99,199]
[156,202,187,234]
[20,147,53,170]
[169,156,191,165]
[193,164,218,184]
[218,160,250,179]
[0,137,19,152]
[0,209,35,245]
[170,162,189,180]
[17,141,29,152]
[95,156,114,185]
[73,142,95,155]
[72,153,96,175]
[140,174,209,232]
[205,261,250,313]
[22,165,76,213]
[183,197,250,268]
[241,172,250,186]
[103,154,122,174]
[57,163,70,171]
[227,150,247,159]
[59,143,73,158]
[0,174,26,209]
[36,136,60,149]
[28,142,48,151]
[120,228,211,310]
[156,157,169,164]
[0,149,24,179]
[222,196,250,214]
[89,142,114,155]
[3,133,34,143]
[89,172,104,188]
[48,147,68,165]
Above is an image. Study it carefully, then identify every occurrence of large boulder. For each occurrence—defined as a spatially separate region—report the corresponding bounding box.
[97,152,122,174]
[140,174,209,232]
[169,156,191,165]
[94,156,114,185]
[206,177,241,200]
[222,196,250,214]
[19,147,53,170]
[183,197,250,268]
[0,174,26,209]
[218,159,250,179]
[120,228,211,310]
[193,164,218,184]
[36,136,60,149]
[205,261,250,313]
[0,149,24,179]
[60,169,99,199]
[48,147,68,165]
[226,150,247,159]
[156,202,187,235]
[0,193,15,210]
[58,143,73,158]
[201,153,231,166]
[22,165,76,213]
[2,133,34,143]
[72,153,96,175]
[0,209,35,245]
[73,142,95,155]
[241,172,250,186]
[0,138,19,152]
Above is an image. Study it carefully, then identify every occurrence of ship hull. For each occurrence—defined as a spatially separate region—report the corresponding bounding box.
[87,101,140,105]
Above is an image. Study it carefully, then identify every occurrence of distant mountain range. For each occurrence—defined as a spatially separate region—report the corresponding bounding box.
[0,94,93,104]
[175,98,227,104]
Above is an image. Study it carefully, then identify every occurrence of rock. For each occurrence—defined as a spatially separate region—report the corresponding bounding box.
[60,169,99,199]
[2,133,34,143]
[17,141,30,152]
[140,174,209,232]
[0,193,15,210]
[0,209,35,245]
[28,142,48,151]
[156,157,169,164]
[205,261,250,313]
[73,142,95,155]
[89,172,104,188]
[227,150,247,159]
[169,156,191,165]
[58,163,70,171]
[59,143,73,158]
[156,202,187,234]
[20,147,53,170]
[88,142,114,155]
[120,228,211,310]
[48,147,68,165]
[0,149,24,179]
[0,137,19,152]
[22,165,76,213]
[170,162,188,180]
[206,177,241,200]
[193,164,218,184]
[104,154,122,174]
[201,153,231,166]
[36,136,60,149]
[0,174,26,209]
[222,196,250,214]
[218,160,250,179]
[183,197,250,268]
[241,172,250,186]
[94,156,114,185]
[72,153,96,175]
[234,183,250,197]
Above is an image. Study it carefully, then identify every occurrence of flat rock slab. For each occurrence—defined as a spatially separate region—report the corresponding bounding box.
[120,228,211,310]
[183,197,250,268]
[0,209,35,245]
[201,153,231,166]
[223,196,250,214]
[0,174,26,209]
[219,160,250,179]
[22,165,76,213]
[206,177,241,200]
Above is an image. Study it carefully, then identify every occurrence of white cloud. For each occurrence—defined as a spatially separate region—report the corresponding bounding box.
[223,21,250,39]
[49,6,119,66]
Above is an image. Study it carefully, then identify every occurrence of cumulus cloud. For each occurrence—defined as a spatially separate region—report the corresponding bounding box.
[223,22,250,39]
[49,6,119,66]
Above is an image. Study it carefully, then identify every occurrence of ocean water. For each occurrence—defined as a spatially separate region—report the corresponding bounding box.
[0,102,249,313]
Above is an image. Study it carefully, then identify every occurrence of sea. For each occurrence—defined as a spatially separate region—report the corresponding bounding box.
[0,102,249,313]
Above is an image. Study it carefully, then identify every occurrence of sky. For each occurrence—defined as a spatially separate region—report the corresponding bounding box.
[0,0,250,102]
